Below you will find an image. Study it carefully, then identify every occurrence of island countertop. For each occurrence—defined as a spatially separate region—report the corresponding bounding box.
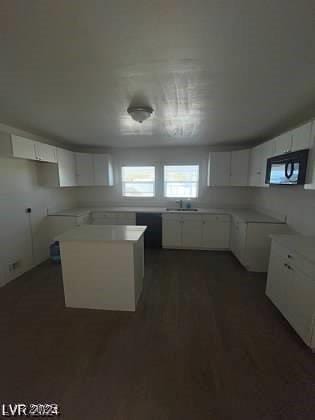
[56,224,147,243]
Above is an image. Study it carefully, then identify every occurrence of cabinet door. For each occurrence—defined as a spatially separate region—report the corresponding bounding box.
[57,148,76,187]
[291,122,312,151]
[249,146,261,186]
[182,218,203,248]
[259,141,273,187]
[230,220,246,261]
[274,132,292,155]
[202,217,230,249]
[115,212,136,225]
[94,154,114,186]
[304,122,315,188]
[230,150,250,186]
[162,219,182,248]
[285,267,315,345]
[91,212,116,225]
[77,214,91,225]
[11,135,36,160]
[34,142,57,163]
[208,152,231,186]
[75,153,94,186]
[266,245,292,313]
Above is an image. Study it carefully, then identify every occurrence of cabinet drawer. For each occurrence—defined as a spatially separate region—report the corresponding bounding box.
[202,214,230,223]
[77,214,91,225]
[181,214,203,222]
[91,212,116,221]
[162,213,182,221]
[272,241,315,279]
[116,212,136,225]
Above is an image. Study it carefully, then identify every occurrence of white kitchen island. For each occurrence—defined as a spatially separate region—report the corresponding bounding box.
[57,224,147,311]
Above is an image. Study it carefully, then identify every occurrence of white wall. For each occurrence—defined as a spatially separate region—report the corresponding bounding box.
[0,156,76,287]
[76,146,254,209]
[252,186,315,236]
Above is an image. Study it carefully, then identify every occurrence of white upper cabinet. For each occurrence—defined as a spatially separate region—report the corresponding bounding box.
[75,153,114,187]
[272,122,313,156]
[34,142,57,163]
[259,141,273,187]
[273,132,292,155]
[230,149,250,186]
[249,141,273,187]
[75,153,94,186]
[208,150,250,187]
[249,145,261,187]
[291,122,313,151]
[40,148,77,187]
[11,135,56,162]
[11,135,36,160]
[57,148,76,187]
[39,150,114,188]
[208,152,231,186]
[304,121,315,189]
[93,154,114,186]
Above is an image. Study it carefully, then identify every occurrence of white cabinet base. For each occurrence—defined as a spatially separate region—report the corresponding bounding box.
[266,237,315,351]
[60,236,144,312]
[230,218,289,272]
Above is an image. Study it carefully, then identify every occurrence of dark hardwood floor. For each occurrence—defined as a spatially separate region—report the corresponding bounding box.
[0,250,314,420]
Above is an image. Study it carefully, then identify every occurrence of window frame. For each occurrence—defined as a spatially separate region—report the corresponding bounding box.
[163,164,200,199]
[121,165,156,198]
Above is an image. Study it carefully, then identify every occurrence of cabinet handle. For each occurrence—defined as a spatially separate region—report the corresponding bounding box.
[287,254,293,259]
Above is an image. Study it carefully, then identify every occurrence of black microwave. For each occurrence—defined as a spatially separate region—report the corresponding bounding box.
[265,149,309,185]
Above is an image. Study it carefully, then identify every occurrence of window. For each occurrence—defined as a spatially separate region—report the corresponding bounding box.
[164,165,199,198]
[121,166,155,197]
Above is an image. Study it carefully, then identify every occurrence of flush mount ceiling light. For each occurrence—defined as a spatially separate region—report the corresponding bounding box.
[127,106,153,123]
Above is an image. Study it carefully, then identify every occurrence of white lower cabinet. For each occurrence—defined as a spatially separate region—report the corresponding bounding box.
[91,212,136,226]
[230,217,289,272]
[182,216,203,248]
[162,217,182,248]
[266,239,315,350]
[202,215,231,249]
[230,219,246,262]
[162,214,231,250]
[49,214,91,239]
[115,212,136,225]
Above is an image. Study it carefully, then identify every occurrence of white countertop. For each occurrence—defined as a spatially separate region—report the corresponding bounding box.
[56,225,147,243]
[271,234,315,265]
[48,208,92,217]
[49,206,285,224]
[231,209,285,224]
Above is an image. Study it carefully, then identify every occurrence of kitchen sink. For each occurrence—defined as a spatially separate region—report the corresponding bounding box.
[166,208,199,212]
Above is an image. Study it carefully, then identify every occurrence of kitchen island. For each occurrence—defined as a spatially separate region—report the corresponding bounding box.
[57,224,147,311]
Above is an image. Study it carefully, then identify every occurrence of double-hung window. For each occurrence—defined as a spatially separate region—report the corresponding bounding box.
[164,165,199,198]
[121,166,155,197]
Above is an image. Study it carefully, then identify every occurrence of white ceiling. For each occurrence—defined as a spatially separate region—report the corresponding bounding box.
[0,0,314,148]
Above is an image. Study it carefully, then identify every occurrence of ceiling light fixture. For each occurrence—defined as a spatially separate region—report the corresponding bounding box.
[127,106,153,123]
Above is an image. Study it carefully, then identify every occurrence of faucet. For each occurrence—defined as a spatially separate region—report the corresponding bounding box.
[176,199,184,209]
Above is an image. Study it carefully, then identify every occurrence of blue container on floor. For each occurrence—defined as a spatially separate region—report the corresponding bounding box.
[49,241,61,264]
